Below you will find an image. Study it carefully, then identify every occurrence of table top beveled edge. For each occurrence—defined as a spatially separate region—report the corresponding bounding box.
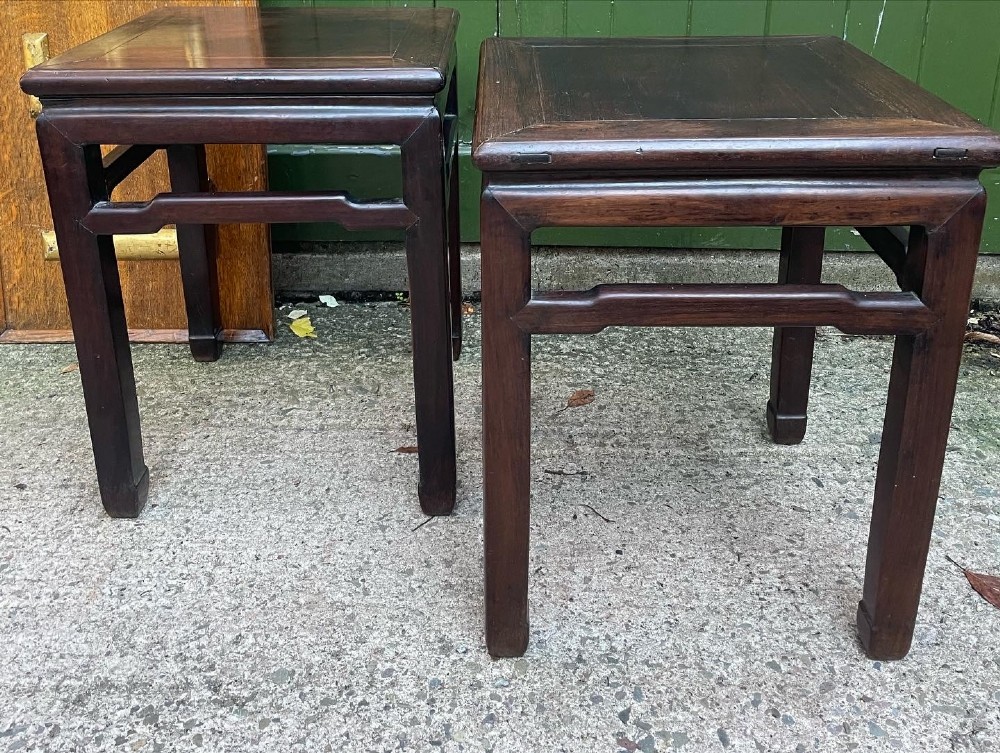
[20,5,460,99]
[472,35,1000,173]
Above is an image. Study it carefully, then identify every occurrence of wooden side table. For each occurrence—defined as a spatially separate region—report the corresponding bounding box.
[21,6,462,519]
[473,36,1000,659]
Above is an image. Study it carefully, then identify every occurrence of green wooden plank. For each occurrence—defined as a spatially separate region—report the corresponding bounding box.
[843,0,928,81]
[437,0,498,143]
[990,50,1000,130]
[766,0,849,36]
[611,0,688,36]
[290,1,387,7]
[980,170,1000,254]
[499,0,565,36]
[918,0,1000,123]
[689,0,767,36]
[565,0,612,36]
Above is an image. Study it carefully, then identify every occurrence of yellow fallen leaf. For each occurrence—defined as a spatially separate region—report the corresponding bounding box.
[289,316,316,338]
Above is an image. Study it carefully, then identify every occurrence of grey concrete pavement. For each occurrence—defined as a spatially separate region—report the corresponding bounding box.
[1,303,998,752]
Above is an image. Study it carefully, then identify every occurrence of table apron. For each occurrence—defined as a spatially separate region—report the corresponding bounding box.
[37,104,438,146]
[484,177,985,232]
[512,283,936,336]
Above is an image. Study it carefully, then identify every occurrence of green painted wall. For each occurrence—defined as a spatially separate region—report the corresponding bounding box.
[262,0,1000,253]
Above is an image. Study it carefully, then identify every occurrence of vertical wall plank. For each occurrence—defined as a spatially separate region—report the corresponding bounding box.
[767,0,849,36]
[565,0,612,36]
[498,0,565,36]
[843,0,928,80]
[689,0,767,36]
[611,0,688,36]
[918,0,1000,123]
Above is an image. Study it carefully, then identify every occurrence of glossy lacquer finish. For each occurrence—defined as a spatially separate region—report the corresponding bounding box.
[22,6,458,96]
[474,36,1000,172]
[474,37,1000,659]
[22,7,461,519]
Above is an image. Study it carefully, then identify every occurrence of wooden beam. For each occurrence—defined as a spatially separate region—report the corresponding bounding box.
[513,284,937,336]
[102,144,160,193]
[856,226,909,286]
[82,192,416,234]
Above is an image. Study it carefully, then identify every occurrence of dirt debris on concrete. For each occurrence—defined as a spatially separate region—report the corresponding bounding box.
[1,302,998,752]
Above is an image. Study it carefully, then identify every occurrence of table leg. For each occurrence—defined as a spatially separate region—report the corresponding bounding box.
[401,115,457,515]
[481,191,532,658]
[448,136,463,361]
[36,118,148,518]
[767,226,825,444]
[857,192,985,659]
[166,144,223,363]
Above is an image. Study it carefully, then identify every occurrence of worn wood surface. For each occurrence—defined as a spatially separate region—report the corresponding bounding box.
[0,0,271,338]
[474,36,1000,172]
[23,5,459,97]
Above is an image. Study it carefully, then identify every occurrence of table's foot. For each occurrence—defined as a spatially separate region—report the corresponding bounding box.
[487,621,530,659]
[417,484,455,517]
[856,599,913,659]
[765,404,808,445]
[100,466,150,519]
[188,332,224,362]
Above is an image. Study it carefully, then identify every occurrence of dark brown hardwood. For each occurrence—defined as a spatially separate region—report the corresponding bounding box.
[474,36,1000,172]
[22,6,458,97]
[22,6,461,518]
[474,36,1000,660]
[767,227,825,444]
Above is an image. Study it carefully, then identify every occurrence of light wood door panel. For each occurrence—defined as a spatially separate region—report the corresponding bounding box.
[0,0,273,341]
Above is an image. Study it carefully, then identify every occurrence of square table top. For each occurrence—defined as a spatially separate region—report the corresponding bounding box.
[21,6,458,99]
[472,36,1000,173]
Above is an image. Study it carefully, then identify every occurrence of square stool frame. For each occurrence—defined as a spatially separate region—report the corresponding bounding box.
[27,33,462,520]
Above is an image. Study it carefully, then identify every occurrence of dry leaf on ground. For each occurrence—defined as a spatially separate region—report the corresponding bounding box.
[947,556,1000,610]
[395,445,419,454]
[60,363,79,374]
[566,389,595,408]
[461,302,475,315]
[289,317,316,338]
[286,308,308,320]
[964,331,1000,346]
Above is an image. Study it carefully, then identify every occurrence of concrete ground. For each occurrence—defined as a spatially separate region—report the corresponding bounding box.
[1,303,998,752]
